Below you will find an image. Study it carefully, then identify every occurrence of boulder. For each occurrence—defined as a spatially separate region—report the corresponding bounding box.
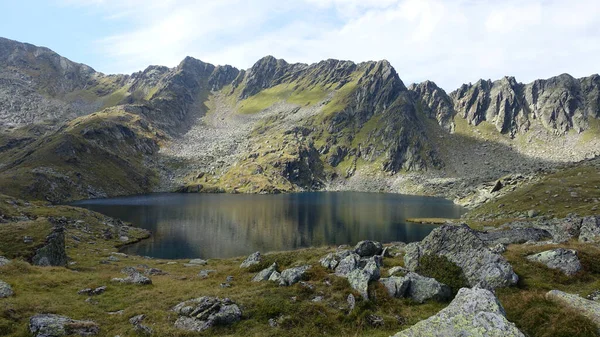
[388,266,409,276]
[29,314,99,337]
[129,314,152,335]
[0,280,14,298]
[32,227,68,267]
[392,287,524,337]
[546,290,600,327]
[347,294,356,312]
[354,240,383,257]
[319,253,338,270]
[240,252,261,268]
[404,225,518,289]
[476,228,552,246]
[579,216,600,243]
[185,259,208,267]
[379,273,451,303]
[252,263,278,282]
[198,270,217,278]
[112,270,152,285]
[335,253,360,277]
[279,265,311,286]
[526,248,582,276]
[173,297,241,332]
[347,258,381,300]
[77,286,106,296]
[0,256,11,266]
[268,271,281,283]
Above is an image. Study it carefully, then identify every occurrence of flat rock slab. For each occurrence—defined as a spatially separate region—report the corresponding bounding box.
[173,296,241,332]
[29,314,99,337]
[546,290,600,327]
[393,287,524,337]
[526,248,582,276]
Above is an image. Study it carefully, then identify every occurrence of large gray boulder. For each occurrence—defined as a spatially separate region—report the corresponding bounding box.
[252,263,278,282]
[32,227,68,267]
[240,252,261,268]
[526,248,582,276]
[347,258,381,300]
[0,280,14,298]
[393,287,524,337]
[404,225,518,289]
[335,253,360,277]
[173,297,241,332]
[319,253,338,270]
[29,314,99,337]
[279,265,311,286]
[379,273,451,303]
[476,228,552,246]
[546,290,600,326]
[354,240,383,257]
[579,216,600,243]
[111,268,152,285]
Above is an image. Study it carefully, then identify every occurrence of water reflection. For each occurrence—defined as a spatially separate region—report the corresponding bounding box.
[72,192,465,259]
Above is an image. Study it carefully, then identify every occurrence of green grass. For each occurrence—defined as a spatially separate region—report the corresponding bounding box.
[415,255,468,295]
[236,83,328,114]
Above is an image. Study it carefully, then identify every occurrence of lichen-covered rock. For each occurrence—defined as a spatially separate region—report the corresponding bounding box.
[268,271,281,283]
[240,252,261,268]
[0,256,10,266]
[173,297,241,332]
[29,314,99,337]
[526,248,582,276]
[393,287,524,337]
[354,240,383,257]
[32,227,68,267]
[476,228,552,246]
[579,216,600,243]
[111,270,152,285]
[319,253,338,270]
[335,253,360,277]
[252,263,278,282]
[379,273,451,303]
[0,280,14,298]
[347,258,381,300]
[546,290,600,327]
[279,265,311,286]
[404,225,518,289]
[388,266,409,276]
[186,259,208,267]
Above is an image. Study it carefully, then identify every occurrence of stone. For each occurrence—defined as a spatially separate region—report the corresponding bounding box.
[29,314,99,337]
[319,253,338,270]
[354,240,383,257]
[392,287,524,337]
[129,314,152,335]
[107,256,119,262]
[335,253,360,277]
[381,247,392,257]
[380,277,411,298]
[198,270,217,278]
[476,228,552,246]
[0,256,11,266]
[312,296,323,302]
[78,286,106,296]
[367,314,384,327]
[268,271,281,283]
[0,280,14,298]
[404,272,452,303]
[347,259,380,300]
[490,243,507,254]
[587,290,600,301]
[347,294,356,312]
[112,271,152,285]
[220,283,231,288]
[240,252,261,268]
[526,248,582,276]
[404,225,518,289]
[546,290,600,327]
[173,297,242,332]
[527,210,539,218]
[144,268,166,276]
[32,227,68,267]
[253,263,279,282]
[579,216,600,243]
[279,265,311,286]
[186,259,208,267]
[24,236,33,244]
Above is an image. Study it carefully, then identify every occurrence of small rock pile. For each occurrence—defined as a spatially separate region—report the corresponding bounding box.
[172,296,242,332]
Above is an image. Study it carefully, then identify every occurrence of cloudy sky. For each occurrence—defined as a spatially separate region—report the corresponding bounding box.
[1,0,599,90]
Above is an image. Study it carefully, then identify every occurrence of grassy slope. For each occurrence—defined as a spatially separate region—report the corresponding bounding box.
[0,108,163,202]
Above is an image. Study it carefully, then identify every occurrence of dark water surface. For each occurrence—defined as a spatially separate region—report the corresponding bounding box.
[72,192,465,259]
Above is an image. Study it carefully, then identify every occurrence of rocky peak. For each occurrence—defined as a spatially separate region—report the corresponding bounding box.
[240,56,305,99]
[208,65,240,91]
[409,80,455,132]
[580,74,600,118]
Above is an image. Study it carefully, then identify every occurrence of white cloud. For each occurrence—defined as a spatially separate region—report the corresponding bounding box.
[62,0,600,90]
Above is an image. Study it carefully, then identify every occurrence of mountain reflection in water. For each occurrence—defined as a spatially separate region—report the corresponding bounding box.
[72,192,465,259]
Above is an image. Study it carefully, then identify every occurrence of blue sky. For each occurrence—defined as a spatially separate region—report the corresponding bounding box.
[1,0,599,90]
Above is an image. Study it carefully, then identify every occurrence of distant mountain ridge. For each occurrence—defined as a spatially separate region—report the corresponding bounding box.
[0,36,598,203]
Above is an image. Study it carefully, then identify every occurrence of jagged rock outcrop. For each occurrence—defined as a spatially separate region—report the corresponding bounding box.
[409,80,455,132]
[579,215,600,243]
[380,272,452,303]
[476,228,552,246]
[404,225,518,289]
[32,226,67,267]
[451,73,600,135]
[240,251,261,268]
[393,287,524,337]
